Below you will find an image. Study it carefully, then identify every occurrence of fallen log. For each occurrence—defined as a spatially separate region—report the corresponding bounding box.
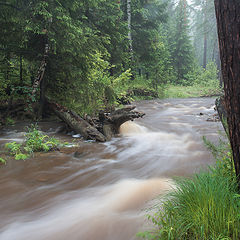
[99,105,145,140]
[48,102,145,142]
[48,102,106,142]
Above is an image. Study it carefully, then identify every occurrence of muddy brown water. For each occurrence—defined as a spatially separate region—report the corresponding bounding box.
[0,98,223,240]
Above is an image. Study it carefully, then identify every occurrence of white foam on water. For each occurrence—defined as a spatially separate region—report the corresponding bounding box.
[0,178,173,240]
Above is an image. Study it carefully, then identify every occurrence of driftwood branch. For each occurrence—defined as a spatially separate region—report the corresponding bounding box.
[48,102,106,142]
[48,102,145,142]
[99,105,145,140]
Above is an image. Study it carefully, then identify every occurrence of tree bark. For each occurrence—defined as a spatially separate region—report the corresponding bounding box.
[214,0,240,188]
[211,37,217,62]
[100,105,145,140]
[19,54,23,85]
[48,102,107,142]
[127,0,133,58]
[203,0,208,69]
[203,33,207,69]
[30,41,49,100]
[215,96,228,136]
[38,74,47,119]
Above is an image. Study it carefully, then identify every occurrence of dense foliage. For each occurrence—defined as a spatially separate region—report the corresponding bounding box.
[167,0,195,85]
[0,0,221,121]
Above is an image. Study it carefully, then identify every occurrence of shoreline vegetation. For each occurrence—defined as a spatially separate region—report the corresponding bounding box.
[1,0,239,239]
[0,124,69,163]
[0,76,222,127]
[0,79,221,164]
[138,138,240,240]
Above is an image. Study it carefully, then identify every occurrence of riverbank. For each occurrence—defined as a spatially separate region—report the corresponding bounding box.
[138,138,240,240]
[163,84,222,99]
[0,98,222,240]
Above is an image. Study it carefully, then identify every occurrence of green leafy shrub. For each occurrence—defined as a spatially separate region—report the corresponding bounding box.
[5,117,15,126]
[15,153,29,160]
[5,142,22,155]
[0,158,6,164]
[5,124,64,161]
[194,62,220,88]
[25,125,60,152]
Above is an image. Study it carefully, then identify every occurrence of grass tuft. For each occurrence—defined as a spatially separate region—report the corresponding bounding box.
[138,139,240,240]
[164,84,222,99]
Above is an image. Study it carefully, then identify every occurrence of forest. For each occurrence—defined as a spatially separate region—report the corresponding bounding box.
[0,0,240,240]
[0,0,221,120]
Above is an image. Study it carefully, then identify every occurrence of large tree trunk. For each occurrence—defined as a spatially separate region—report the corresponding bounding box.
[214,0,240,188]
[215,96,228,136]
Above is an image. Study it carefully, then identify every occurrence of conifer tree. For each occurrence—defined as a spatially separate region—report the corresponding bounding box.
[169,0,195,84]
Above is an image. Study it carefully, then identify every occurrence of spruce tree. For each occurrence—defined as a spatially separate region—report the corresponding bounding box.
[170,0,195,85]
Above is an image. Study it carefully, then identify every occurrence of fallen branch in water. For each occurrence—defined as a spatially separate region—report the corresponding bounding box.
[48,101,145,142]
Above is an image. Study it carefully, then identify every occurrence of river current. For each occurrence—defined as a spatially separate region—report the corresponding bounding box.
[0,98,223,240]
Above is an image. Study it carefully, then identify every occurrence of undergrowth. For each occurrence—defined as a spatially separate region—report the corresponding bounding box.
[4,124,67,162]
[138,138,240,240]
[164,84,222,99]
[164,62,222,99]
[0,157,6,164]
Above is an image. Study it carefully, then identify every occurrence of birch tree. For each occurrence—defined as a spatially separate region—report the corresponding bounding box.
[127,0,133,59]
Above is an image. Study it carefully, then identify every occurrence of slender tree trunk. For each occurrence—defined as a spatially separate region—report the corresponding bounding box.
[203,34,207,68]
[215,0,240,188]
[127,0,133,57]
[38,71,47,119]
[19,54,23,85]
[183,0,187,23]
[31,40,49,100]
[212,37,217,62]
[203,0,208,69]
[5,53,10,83]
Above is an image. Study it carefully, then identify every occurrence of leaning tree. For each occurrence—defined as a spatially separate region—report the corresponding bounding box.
[214,0,240,188]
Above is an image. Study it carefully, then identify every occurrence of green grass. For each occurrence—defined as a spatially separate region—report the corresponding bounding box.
[138,139,240,240]
[116,76,222,101]
[163,84,222,99]
[139,172,240,240]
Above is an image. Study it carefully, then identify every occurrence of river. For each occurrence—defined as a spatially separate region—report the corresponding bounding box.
[0,98,223,240]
